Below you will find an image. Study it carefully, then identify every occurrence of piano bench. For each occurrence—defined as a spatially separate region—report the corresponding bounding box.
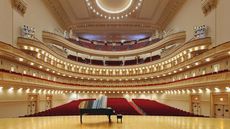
[117,114,123,123]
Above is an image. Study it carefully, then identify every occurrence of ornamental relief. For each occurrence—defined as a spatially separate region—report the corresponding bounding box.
[12,0,27,15]
[201,0,217,15]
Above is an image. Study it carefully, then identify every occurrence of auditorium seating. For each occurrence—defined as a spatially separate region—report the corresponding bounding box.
[67,38,161,51]
[107,98,141,115]
[151,55,161,61]
[67,55,77,61]
[132,99,201,116]
[67,54,160,66]
[125,59,137,65]
[25,99,94,117]
[23,98,207,117]
[91,59,104,65]
[105,61,123,66]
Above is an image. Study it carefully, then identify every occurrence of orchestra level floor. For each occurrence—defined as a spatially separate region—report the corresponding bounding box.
[0,115,230,129]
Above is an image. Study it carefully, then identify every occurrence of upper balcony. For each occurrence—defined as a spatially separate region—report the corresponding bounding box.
[42,31,186,57]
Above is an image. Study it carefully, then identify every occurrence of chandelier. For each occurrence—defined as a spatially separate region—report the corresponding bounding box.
[85,0,143,20]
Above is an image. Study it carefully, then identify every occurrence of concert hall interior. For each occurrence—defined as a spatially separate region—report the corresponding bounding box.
[1,0,230,129]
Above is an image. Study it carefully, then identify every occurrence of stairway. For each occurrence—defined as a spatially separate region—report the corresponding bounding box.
[129,101,145,115]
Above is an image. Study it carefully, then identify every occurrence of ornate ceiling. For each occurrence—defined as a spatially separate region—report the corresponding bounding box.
[44,0,186,41]
[95,0,133,14]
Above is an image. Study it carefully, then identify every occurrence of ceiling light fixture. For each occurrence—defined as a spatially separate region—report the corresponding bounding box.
[95,0,133,14]
[86,0,143,20]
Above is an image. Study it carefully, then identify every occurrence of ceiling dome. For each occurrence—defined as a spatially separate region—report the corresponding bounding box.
[95,0,133,14]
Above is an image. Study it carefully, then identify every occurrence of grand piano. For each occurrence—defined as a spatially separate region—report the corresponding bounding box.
[79,96,115,124]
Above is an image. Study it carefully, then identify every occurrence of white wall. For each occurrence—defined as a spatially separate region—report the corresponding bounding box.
[0,0,63,45]
[167,0,230,46]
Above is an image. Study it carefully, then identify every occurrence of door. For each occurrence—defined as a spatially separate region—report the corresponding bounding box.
[27,101,37,115]
[27,95,38,115]
[224,105,230,118]
[214,104,224,118]
[212,93,229,118]
[45,95,52,110]
[192,102,201,115]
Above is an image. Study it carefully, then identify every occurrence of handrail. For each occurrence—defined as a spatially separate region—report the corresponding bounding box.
[42,31,186,57]
[17,37,211,69]
[0,69,229,90]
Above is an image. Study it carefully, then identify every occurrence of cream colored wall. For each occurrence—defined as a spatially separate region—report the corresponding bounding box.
[122,93,211,116]
[156,93,211,116]
[0,0,62,45]
[0,88,70,118]
[167,0,230,46]
[0,0,13,44]
[0,86,215,118]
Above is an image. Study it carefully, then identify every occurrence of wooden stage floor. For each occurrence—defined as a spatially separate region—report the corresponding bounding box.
[0,115,229,129]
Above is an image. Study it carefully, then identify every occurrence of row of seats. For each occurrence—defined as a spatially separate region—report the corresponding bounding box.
[68,38,161,51]
[24,98,141,117]
[132,99,202,116]
[67,55,161,66]
[24,98,204,117]
[24,99,94,117]
[107,98,141,115]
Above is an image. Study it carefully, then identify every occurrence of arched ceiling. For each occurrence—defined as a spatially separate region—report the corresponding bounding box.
[44,0,186,41]
[95,0,133,14]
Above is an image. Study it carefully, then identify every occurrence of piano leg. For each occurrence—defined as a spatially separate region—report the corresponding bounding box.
[108,115,111,123]
[80,114,82,124]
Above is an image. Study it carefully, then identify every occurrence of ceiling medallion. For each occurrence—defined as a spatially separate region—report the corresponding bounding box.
[85,0,143,20]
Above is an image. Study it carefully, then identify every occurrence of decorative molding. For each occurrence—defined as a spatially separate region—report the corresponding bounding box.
[157,0,186,29]
[85,0,143,20]
[201,0,217,15]
[12,0,27,15]
[1,39,230,89]
[69,22,158,34]
[42,31,186,57]
[44,0,184,33]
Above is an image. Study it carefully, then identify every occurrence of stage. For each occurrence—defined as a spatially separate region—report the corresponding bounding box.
[0,115,229,129]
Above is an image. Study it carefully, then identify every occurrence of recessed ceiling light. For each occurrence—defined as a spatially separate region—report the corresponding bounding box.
[18,58,24,62]
[205,58,211,62]
[195,62,199,65]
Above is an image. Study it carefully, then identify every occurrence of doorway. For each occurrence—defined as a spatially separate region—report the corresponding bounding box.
[45,95,52,110]
[191,95,201,115]
[212,93,229,118]
[27,94,38,115]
